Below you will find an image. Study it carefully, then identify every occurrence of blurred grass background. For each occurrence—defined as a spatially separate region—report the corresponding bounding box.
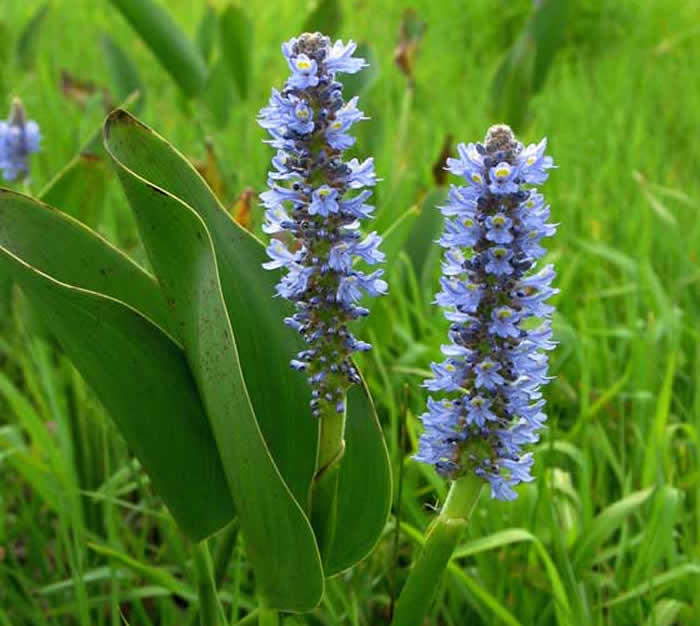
[1,0,699,624]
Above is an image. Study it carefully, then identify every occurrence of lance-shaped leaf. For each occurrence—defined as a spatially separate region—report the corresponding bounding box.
[107,0,207,97]
[104,109,317,509]
[0,189,171,334]
[324,378,392,576]
[106,163,323,610]
[0,241,234,541]
[105,109,393,579]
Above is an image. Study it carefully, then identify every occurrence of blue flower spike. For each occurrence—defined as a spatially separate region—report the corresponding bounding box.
[0,98,41,182]
[415,124,557,501]
[259,33,386,419]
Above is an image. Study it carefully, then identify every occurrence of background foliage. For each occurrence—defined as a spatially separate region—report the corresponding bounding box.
[1,0,699,624]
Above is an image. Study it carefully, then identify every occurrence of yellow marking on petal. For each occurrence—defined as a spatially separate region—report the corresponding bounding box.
[492,215,505,226]
[296,59,311,70]
[527,156,536,165]
[463,218,474,227]
[526,200,535,208]
[446,364,456,372]
[332,121,342,129]
[471,173,483,184]
[318,187,331,197]
[495,167,510,178]
[497,309,512,319]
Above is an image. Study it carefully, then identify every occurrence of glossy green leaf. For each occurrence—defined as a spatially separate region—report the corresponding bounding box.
[0,189,172,335]
[219,4,252,99]
[100,34,145,113]
[15,3,50,70]
[0,244,234,541]
[302,0,343,38]
[106,165,323,610]
[107,0,207,97]
[103,109,317,510]
[324,379,392,575]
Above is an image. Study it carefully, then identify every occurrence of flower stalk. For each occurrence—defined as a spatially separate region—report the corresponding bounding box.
[391,475,483,626]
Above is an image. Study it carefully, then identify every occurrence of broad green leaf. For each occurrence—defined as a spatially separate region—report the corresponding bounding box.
[196,4,218,63]
[324,379,392,575]
[0,246,234,540]
[0,189,172,335]
[302,0,343,38]
[103,109,317,510]
[340,43,379,99]
[105,168,323,610]
[15,3,50,70]
[100,34,145,113]
[107,0,207,97]
[219,4,252,99]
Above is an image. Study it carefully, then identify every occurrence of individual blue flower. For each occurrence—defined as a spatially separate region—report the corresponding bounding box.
[0,98,41,182]
[259,33,385,418]
[415,124,558,500]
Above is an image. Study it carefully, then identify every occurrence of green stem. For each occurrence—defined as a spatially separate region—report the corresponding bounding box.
[310,402,346,559]
[192,539,225,626]
[391,475,483,626]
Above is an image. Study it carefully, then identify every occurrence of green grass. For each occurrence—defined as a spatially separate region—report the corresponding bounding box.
[1,0,699,624]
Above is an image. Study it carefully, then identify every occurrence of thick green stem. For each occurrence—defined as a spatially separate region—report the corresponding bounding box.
[391,475,483,626]
[310,404,346,559]
[192,540,225,626]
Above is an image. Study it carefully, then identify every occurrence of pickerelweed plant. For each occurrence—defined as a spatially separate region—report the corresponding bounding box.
[0,98,41,183]
[392,124,557,626]
[0,31,393,625]
[258,32,387,560]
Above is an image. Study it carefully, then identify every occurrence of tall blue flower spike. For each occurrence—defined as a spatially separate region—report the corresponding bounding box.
[259,33,387,418]
[0,98,41,182]
[415,124,557,500]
